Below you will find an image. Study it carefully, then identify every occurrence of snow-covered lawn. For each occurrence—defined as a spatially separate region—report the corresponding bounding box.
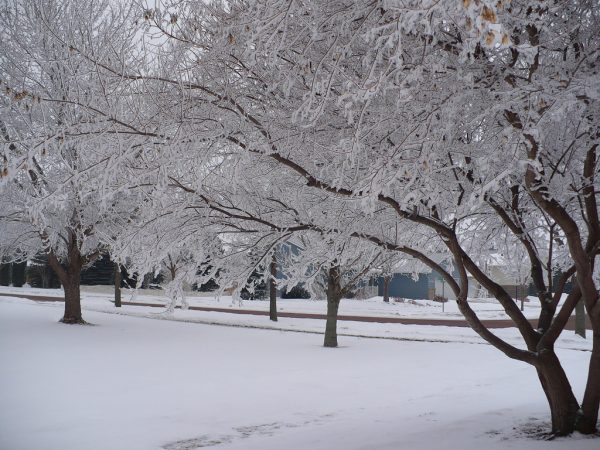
[0,286,591,352]
[0,284,580,320]
[0,297,597,450]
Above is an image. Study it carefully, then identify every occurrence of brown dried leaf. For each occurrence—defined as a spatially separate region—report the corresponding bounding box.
[13,91,28,101]
[482,6,497,22]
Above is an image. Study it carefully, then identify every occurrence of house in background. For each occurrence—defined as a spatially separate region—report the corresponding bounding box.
[377,253,531,301]
[378,271,433,300]
[377,257,438,300]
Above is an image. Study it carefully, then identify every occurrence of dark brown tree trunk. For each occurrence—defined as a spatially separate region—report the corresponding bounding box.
[61,271,83,324]
[46,231,86,324]
[536,351,581,435]
[269,255,277,322]
[523,144,599,434]
[48,254,84,324]
[114,262,122,308]
[383,276,391,303]
[324,265,341,348]
[324,297,340,347]
[577,332,600,433]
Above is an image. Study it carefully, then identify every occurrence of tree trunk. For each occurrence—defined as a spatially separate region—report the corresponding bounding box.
[383,276,391,303]
[47,234,85,324]
[141,272,152,289]
[536,351,581,435]
[269,255,277,322]
[324,295,341,347]
[577,331,600,434]
[114,262,122,308]
[61,271,84,324]
[324,265,342,348]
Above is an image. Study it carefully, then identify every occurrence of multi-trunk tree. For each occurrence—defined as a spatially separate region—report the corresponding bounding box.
[127,0,598,434]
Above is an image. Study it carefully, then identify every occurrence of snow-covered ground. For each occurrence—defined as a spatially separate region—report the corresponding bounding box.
[0,295,597,450]
[0,285,591,351]
[0,283,580,320]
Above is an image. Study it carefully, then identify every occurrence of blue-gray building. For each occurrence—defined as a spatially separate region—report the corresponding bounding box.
[377,272,436,300]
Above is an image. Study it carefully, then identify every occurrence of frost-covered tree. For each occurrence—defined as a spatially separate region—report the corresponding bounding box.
[36,0,599,434]
[279,233,390,347]
[128,0,599,434]
[0,0,143,323]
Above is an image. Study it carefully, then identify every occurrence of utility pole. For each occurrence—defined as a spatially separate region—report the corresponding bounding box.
[575,299,586,339]
[269,253,277,322]
[518,285,524,312]
[441,277,445,313]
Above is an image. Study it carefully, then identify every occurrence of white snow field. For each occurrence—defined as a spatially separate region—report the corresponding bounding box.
[0,296,597,450]
[0,284,574,320]
[0,285,590,351]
